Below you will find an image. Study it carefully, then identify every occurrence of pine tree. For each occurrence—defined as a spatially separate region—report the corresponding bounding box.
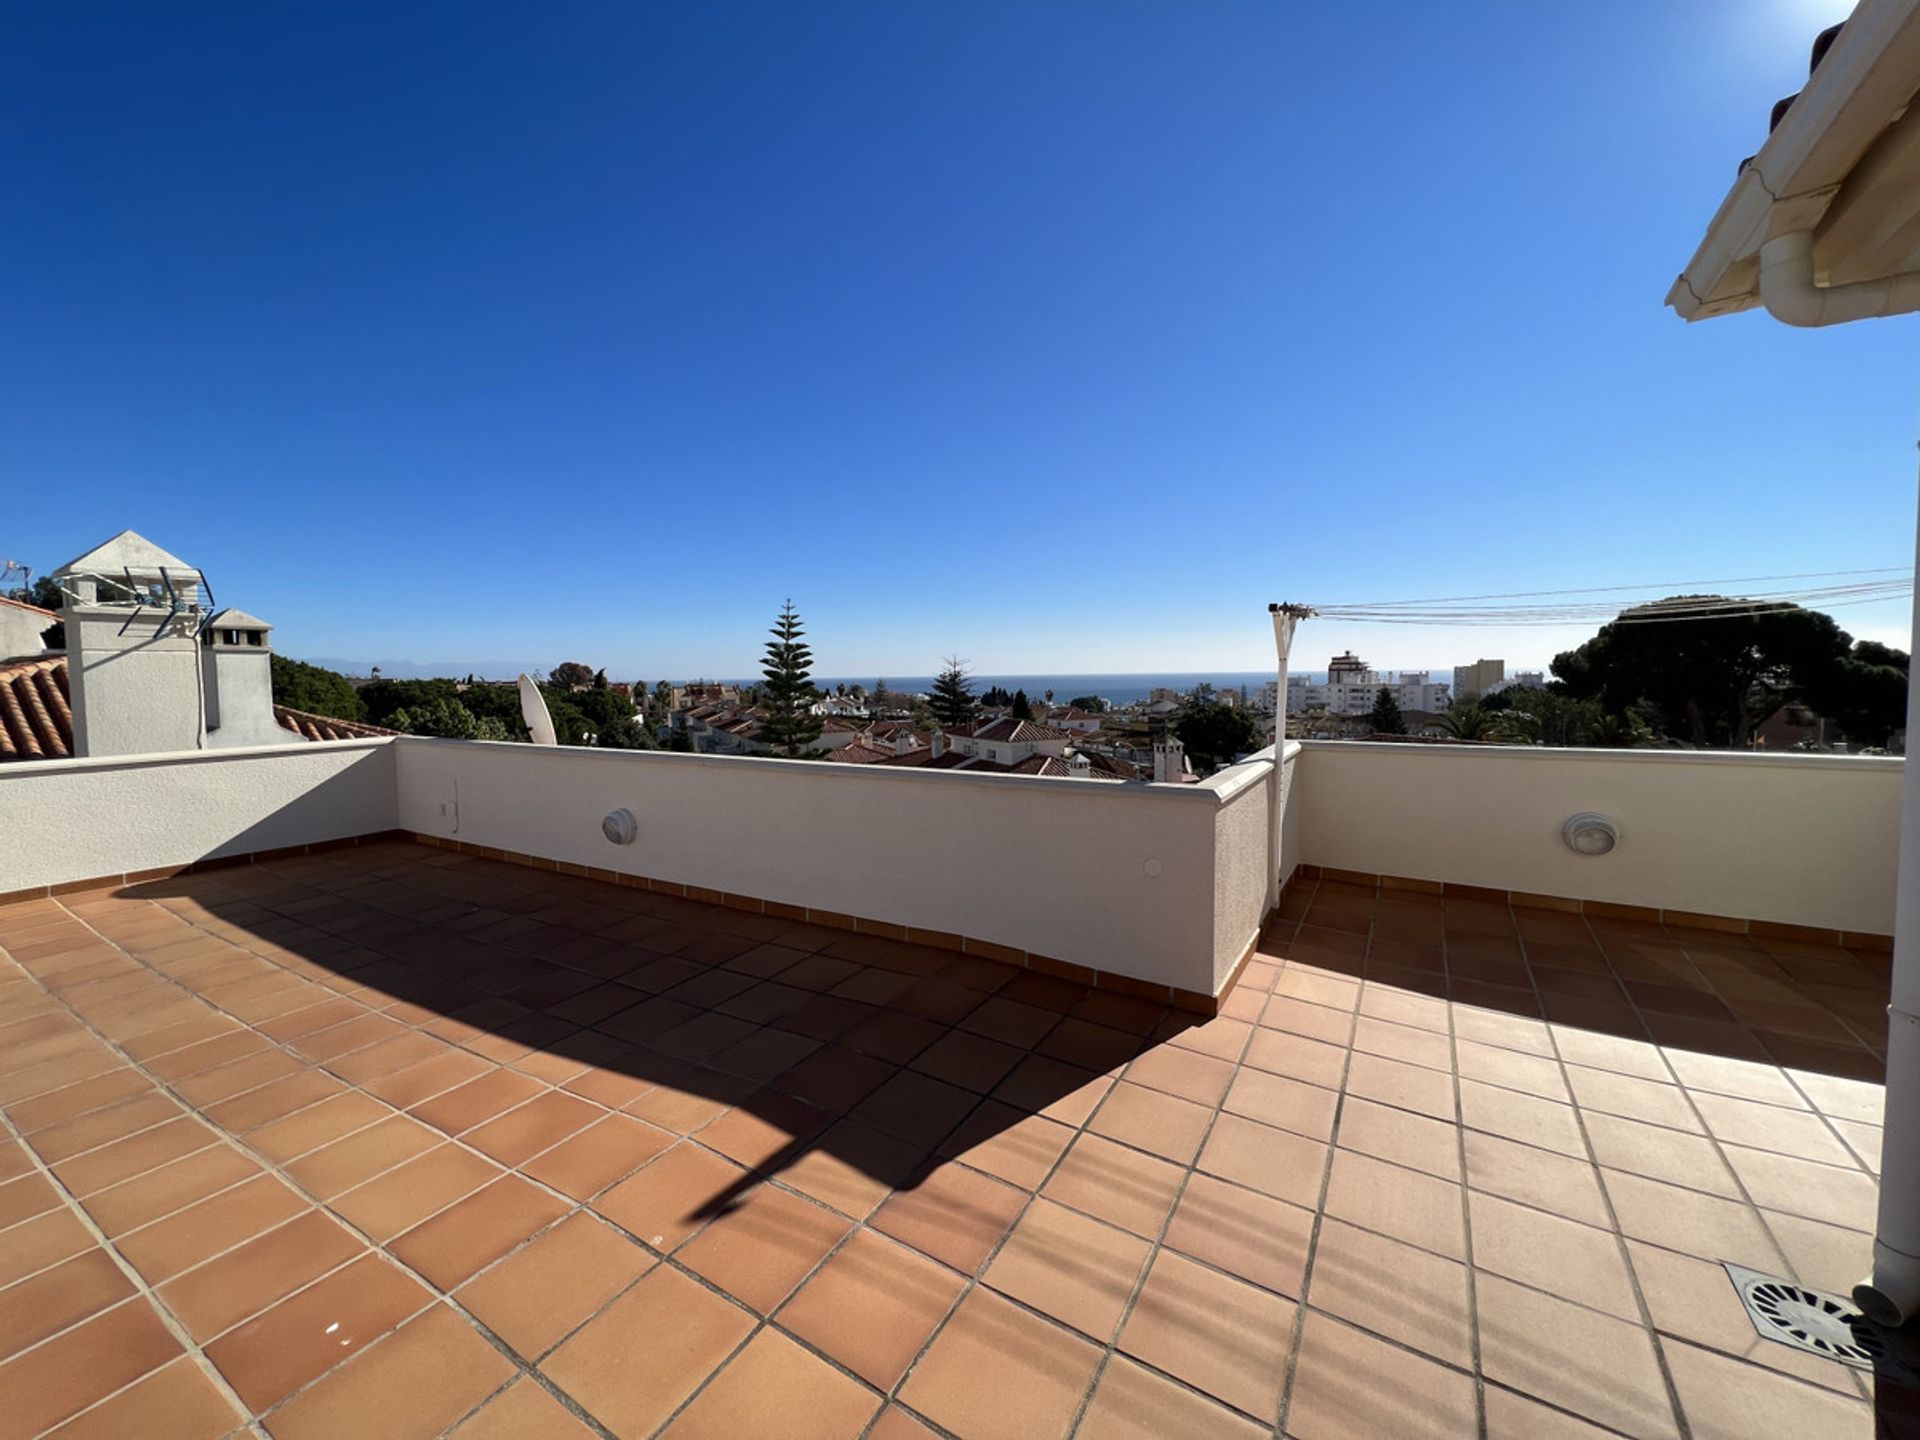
[929,658,980,730]
[1369,687,1407,735]
[759,600,823,757]
[1010,689,1034,720]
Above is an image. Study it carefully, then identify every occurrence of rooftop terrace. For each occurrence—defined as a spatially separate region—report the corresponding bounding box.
[1,840,1911,1438]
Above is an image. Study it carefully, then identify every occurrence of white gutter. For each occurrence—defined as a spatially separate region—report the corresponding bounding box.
[1757,230,1920,325]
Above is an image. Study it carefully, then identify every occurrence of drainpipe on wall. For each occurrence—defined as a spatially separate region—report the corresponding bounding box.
[1267,604,1313,915]
[1854,443,1920,1329]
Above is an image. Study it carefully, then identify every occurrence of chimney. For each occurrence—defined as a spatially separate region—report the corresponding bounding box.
[201,609,284,747]
[1153,734,1186,784]
[931,730,946,759]
[54,530,209,757]
[1068,752,1091,780]
[894,731,917,756]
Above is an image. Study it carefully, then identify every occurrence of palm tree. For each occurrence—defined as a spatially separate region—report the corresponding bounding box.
[1440,702,1492,740]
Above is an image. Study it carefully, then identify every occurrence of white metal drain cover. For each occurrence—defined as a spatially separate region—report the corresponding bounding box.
[1724,1263,1915,1380]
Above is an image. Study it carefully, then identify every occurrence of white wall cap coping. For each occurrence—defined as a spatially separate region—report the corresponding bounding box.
[1297,738,1903,774]
[0,736,393,779]
[54,529,203,583]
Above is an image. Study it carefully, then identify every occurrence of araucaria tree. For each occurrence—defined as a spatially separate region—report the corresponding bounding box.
[1369,687,1407,735]
[929,657,980,729]
[759,600,823,757]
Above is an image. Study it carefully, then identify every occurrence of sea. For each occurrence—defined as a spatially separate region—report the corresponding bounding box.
[789,673,1282,707]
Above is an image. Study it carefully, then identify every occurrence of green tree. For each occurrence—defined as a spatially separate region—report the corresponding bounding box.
[758,600,823,757]
[550,661,596,691]
[928,658,980,729]
[1807,640,1908,748]
[668,726,694,752]
[389,696,506,740]
[1438,702,1492,740]
[1369,687,1407,735]
[1067,695,1108,713]
[270,655,366,721]
[1010,689,1034,720]
[1554,598,1870,748]
[1175,700,1259,772]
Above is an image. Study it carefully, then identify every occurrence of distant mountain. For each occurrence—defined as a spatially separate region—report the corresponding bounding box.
[296,656,547,682]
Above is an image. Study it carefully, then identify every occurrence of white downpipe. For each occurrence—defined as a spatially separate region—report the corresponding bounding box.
[1267,605,1309,915]
[1856,448,1920,1328]
[1758,230,1920,327]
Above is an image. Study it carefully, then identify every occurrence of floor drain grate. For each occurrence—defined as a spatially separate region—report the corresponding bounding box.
[1724,1263,1916,1379]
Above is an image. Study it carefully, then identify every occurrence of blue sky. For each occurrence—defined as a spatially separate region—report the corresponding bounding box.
[5,0,1909,680]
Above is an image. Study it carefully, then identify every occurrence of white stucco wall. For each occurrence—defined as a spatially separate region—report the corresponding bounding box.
[395,740,1234,992]
[0,740,397,892]
[1292,741,1901,933]
[0,604,53,658]
[1203,745,1287,990]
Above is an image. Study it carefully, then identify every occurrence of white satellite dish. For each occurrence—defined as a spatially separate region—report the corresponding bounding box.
[518,674,559,747]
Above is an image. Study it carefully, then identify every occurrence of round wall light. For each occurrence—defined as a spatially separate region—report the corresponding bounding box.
[602,808,638,846]
[1563,812,1618,856]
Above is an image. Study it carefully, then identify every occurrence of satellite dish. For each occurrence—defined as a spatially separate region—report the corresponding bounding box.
[519,674,558,746]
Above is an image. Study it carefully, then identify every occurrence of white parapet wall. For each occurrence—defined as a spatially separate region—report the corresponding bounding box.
[1292,740,1902,934]
[396,738,1278,995]
[0,739,398,893]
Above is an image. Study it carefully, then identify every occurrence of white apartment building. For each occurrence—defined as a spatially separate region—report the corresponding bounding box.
[1288,656,1450,716]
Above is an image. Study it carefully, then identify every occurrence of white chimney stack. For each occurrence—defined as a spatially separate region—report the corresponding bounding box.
[1153,734,1186,784]
[931,730,947,759]
[201,609,284,747]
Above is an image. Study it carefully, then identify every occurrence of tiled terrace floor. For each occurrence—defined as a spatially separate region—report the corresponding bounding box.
[0,843,1912,1439]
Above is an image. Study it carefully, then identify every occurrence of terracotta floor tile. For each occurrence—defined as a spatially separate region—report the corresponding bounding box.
[458,1210,652,1359]
[1160,1171,1311,1297]
[79,1143,259,1236]
[266,1303,517,1440]
[1476,1272,1681,1440]
[1323,1148,1464,1260]
[990,1054,1115,1125]
[1460,1078,1588,1158]
[462,1089,603,1168]
[776,1119,925,1219]
[0,1170,62,1229]
[909,1028,1027,1094]
[1030,1131,1179,1239]
[408,1068,546,1136]
[389,1173,571,1289]
[1764,1209,1875,1294]
[939,1100,1075,1189]
[1195,1112,1327,1211]
[157,1207,365,1342]
[659,1327,878,1440]
[247,1091,391,1164]
[1565,1065,1701,1133]
[172,1049,307,1107]
[0,1248,136,1361]
[1309,1215,1472,1365]
[521,1113,674,1200]
[985,1197,1151,1341]
[115,1172,309,1284]
[1242,1027,1347,1090]
[0,1206,95,1289]
[1721,1144,1878,1231]
[1690,1091,1854,1167]
[776,1228,963,1389]
[1470,1190,1639,1320]
[1336,1095,1461,1182]
[1601,1169,1782,1266]
[1124,1044,1234,1106]
[204,1251,430,1410]
[678,1180,851,1313]
[7,1068,153,1135]
[1482,1385,1625,1440]
[592,1142,748,1252]
[623,1065,754,1135]
[1463,1129,1610,1227]
[51,1117,215,1196]
[900,1287,1102,1440]
[1285,1311,1476,1440]
[698,1091,832,1171]
[1078,1356,1266,1440]
[40,1355,243,1440]
[27,1091,182,1163]
[329,1143,503,1241]
[873,1160,1028,1272]
[1119,1249,1293,1421]
[0,1298,183,1438]
[1222,1067,1338,1143]
[448,1377,599,1440]
[1582,1111,1739,1197]
[852,1069,979,1147]
[286,1113,442,1200]
[542,1265,754,1438]
[1086,1081,1212,1165]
